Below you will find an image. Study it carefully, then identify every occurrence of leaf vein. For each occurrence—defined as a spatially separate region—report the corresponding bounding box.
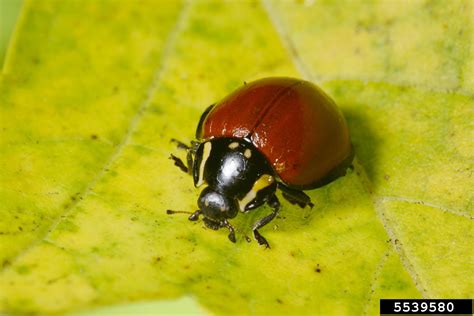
[261,0,474,98]
[260,0,314,81]
[363,247,391,316]
[0,0,192,274]
[261,0,428,298]
[379,196,473,220]
[372,194,429,298]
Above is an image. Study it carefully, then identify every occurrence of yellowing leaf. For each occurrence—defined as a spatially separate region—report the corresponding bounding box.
[0,0,23,66]
[1,0,472,315]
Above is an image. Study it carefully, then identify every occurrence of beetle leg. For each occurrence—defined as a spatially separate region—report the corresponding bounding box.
[169,154,189,174]
[278,183,314,209]
[170,139,199,175]
[252,194,280,249]
[190,140,201,151]
[223,220,236,243]
[185,149,194,175]
[171,138,190,150]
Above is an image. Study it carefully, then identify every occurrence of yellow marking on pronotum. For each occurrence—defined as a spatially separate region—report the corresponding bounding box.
[238,174,274,212]
[244,148,252,158]
[196,141,212,187]
[228,142,239,149]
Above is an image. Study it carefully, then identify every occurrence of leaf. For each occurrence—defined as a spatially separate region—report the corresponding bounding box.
[0,0,472,315]
[0,0,23,66]
[69,297,207,316]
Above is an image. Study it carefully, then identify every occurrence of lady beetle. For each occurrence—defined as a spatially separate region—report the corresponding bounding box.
[168,77,353,248]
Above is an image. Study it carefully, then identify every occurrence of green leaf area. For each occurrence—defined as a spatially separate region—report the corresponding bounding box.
[1,0,472,315]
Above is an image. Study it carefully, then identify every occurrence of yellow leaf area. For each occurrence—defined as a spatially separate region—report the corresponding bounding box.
[0,0,472,315]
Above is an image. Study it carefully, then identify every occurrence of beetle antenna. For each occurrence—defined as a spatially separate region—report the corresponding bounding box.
[166,210,202,222]
[166,209,193,215]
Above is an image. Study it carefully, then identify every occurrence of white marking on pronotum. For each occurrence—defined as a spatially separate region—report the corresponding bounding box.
[196,141,212,187]
[228,142,239,149]
[244,148,252,158]
[238,174,274,212]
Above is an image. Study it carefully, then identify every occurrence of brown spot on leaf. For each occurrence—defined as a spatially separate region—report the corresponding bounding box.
[315,263,321,273]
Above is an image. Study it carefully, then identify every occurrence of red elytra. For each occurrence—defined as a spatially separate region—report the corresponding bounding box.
[196,77,353,189]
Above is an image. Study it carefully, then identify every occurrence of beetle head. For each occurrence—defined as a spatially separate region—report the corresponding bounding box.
[197,187,238,228]
[167,187,238,243]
